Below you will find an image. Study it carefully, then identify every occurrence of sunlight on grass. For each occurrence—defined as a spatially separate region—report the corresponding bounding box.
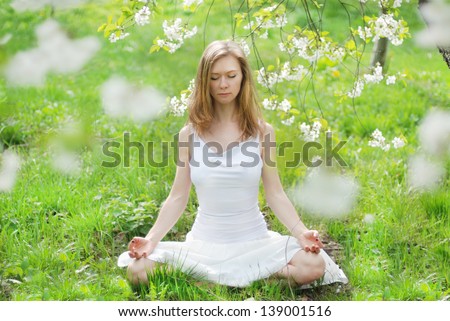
[0,0,449,301]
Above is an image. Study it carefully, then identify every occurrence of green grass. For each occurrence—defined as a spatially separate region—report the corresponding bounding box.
[0,0,449,301]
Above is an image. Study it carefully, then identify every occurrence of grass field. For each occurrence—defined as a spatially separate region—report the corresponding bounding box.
[0,0,449,301]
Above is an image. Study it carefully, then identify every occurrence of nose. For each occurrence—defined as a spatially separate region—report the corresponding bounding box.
[219,76,229,89]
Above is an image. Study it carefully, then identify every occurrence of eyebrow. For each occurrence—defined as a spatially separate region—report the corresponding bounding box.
[210,70,239,75]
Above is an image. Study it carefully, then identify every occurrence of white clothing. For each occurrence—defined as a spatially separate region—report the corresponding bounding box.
[118,126,348,287]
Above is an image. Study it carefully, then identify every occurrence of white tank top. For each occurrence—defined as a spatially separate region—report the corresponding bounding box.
[188,126,269,243]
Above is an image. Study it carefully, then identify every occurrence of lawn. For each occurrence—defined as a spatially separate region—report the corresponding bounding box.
[0,0,449,301]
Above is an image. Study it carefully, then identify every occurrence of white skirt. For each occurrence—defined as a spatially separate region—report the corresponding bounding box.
[118,231,348,288]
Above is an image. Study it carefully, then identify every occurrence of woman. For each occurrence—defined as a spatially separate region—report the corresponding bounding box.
[118,40,348,288]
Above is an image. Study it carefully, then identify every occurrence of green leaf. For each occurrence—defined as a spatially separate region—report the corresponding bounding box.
[97,23,107,33]
[311,0,323,8]
[117,14,126,26]
[104,24,117,37]
[345,40,356,51]
[121,6,133,16]
[149,44,160,54]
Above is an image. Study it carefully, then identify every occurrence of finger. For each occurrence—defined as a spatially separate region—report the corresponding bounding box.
[129,239,138,251]
[315,237,324,248]
[304,245,311,252]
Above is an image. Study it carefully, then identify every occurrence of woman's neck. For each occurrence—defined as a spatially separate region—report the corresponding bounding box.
[212,102,238,124]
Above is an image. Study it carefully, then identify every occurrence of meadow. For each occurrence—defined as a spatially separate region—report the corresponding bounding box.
[0,0,449,301]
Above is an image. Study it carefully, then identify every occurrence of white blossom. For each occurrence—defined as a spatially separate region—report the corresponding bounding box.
[10,0,87,12]
[257,68,280,89]
[281,116,295,126]
[183,0,203,7]
[386,75,396,85]
[300,121,322,142]
[164,18,185,42]
[0,150,21,192]
[262,98,277,111]
[357,26,373,41]
[109,31,130,43]
[358,13,408,46]
[279,34,344,63]
[257,62,307,89]
[347,79,365,98]
[169,79,195,116]
[373,13,407,46]
[393,0,403,8]
[0,34,12,45]
[238,39,251,57]
[392,137,406,149]
[363,214,375,224]
[51,150,82,175]
[418,108,450,156]
[158,19,198,53]
[243,6,287,32]
[291,168,359,218]
[363,63,384,84]
[408,154,445,191]
[4,19,100,86]
[262,98,291,113]
[101,76,166,122]
[278,99,291,112]
[415,2,450,48]
[135,6,151,26]
[349,65,398,98]
[368,129,390,151]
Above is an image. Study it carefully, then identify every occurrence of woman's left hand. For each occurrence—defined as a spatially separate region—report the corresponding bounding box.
[297,230,324,254]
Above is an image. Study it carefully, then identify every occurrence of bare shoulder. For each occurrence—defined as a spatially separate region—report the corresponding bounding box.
[178,124,192,142]
[261,121,275,139]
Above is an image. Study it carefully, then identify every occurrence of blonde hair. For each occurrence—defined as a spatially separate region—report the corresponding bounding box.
[187,40,264,141]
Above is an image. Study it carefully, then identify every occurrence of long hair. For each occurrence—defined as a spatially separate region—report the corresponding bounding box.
[187,40,264,141]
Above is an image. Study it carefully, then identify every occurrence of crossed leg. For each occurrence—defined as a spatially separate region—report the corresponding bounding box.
[127,250,325,286]
[277,250,326,285]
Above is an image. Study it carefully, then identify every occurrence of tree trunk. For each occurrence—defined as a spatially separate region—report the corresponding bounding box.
[370,7,389,69]
[370,37,389,68]
[418,0,450,69]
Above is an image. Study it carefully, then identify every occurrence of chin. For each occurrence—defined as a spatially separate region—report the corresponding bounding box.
[214,96,236,104]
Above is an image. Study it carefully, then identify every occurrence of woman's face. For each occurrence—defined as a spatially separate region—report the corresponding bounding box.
[209,55,243,106]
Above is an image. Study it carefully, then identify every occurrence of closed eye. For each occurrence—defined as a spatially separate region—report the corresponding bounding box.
[210,74,237,80]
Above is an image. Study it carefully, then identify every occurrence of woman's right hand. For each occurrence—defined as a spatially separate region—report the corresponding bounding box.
[128,237,158,259]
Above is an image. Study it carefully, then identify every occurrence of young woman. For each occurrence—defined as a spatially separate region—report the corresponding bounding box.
[118,40,348,288]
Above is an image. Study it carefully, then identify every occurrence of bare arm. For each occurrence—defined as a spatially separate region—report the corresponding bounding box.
[261,122,322,252]
[129,125,192,258]
[144,125,192,242]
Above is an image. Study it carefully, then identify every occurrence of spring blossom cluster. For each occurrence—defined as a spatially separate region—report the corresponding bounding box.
[368,129,405,151]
